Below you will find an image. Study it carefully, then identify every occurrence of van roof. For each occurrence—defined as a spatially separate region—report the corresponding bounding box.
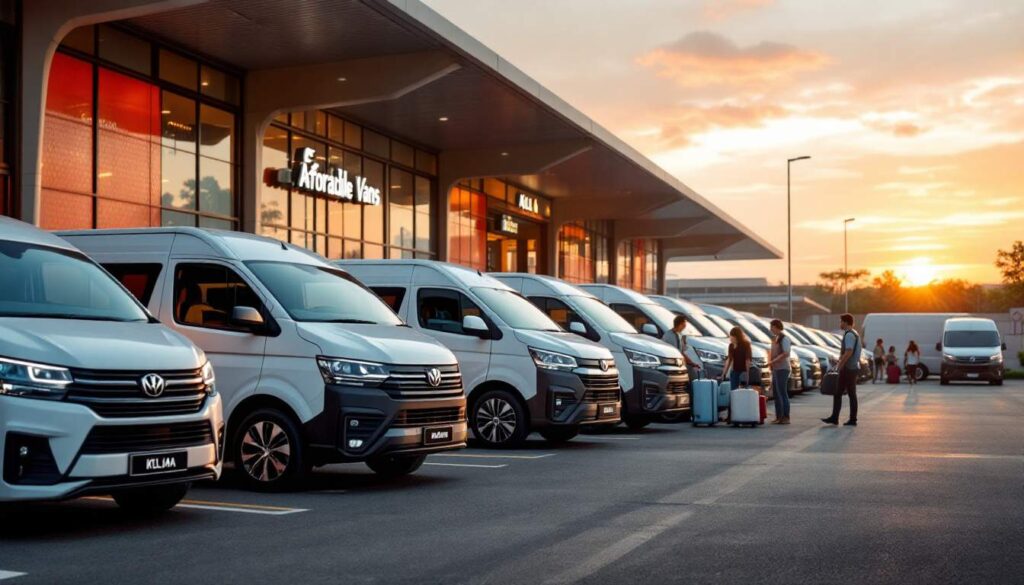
[649,294,702,313]
[577,283,654,304]
[339,259,512,290]
[945,317,999,330]
[489,273,596,298]
[0,216,78,252]
[58,227,326,265]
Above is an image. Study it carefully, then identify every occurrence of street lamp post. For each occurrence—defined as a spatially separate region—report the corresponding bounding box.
[844,217,855,313]
[787,156,811,322]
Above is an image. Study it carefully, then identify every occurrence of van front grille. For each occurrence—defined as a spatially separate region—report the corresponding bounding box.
[394,407,465,428]
[81,421,214,455]
[66,367,208,418]
[381,364,463,399]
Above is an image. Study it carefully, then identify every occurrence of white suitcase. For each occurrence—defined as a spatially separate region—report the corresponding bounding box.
[729,388,761,426]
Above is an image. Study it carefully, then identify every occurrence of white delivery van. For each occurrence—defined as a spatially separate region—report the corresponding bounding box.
[62,229,466,489]
[337,260,621,447]
[862,313,967,379]
[492,273,689,430]
[937,317,1006,385]
[1,217,222,512]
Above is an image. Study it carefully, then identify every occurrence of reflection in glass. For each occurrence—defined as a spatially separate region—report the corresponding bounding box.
[200,104,233,162]
[199,157,233,216]
[161,147,196,210]
[162,209,196,227]
[159,49,197,90]
[200,65,240,105]
[161,91,196,151]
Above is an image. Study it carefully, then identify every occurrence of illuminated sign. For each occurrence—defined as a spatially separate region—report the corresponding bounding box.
[517,193,540,214]
[499,214,519,235]
[277,147,382,205]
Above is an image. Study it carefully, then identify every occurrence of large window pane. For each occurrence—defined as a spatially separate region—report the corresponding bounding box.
[98,129,154,204]
[159,50,197,90]
[363,130,388,158]
[199,104,233,162]
[391,141,414,167]
[199,157,233,217]
[40,189,92,230]
[161,92,196,151]
[290,192,308,231]
[362,159,384,243]
[60,26,95,55]
[200,65,240,105]
[260,127,288,227]
[162,209,196,227]
[46,53,93,122]
[98,25,151,75]
[99,68,158,141]
[161,147,196,210]
[389,168,414,249]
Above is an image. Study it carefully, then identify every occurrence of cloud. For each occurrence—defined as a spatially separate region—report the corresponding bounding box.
[799,210,1024,233]
[654,101,788,148]
[986,196,1021,206]
[637,31,830,88]
[701,0,774,22]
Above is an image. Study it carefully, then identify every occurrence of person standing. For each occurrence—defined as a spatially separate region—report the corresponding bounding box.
[904,341,921,386]
[663,315,702,380]
[823,313,861,426]
[872,338,886,383]
[721,326,753,389]
[768,319,792,424]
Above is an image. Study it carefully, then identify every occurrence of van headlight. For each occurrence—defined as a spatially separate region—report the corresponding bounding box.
[624,348,660,369]
[201,361,217,396]
[529,348,577,371]
[317,357,390,386]
[942,353,956,363]
[695,349,725,364]
[0,356,73,400]
[991,353,1003,363]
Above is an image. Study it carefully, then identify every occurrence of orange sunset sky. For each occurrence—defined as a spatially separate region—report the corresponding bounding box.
[424,0,1024,286]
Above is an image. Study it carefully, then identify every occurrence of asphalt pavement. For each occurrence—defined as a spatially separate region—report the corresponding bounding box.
[2,379,1022,584]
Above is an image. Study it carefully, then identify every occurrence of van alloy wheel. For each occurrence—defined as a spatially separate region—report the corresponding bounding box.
[240,420,291,483]
[477,397,517,444]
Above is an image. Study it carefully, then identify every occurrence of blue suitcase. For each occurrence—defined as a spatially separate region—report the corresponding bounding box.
[691,378,719,426]
[717,380,732,412]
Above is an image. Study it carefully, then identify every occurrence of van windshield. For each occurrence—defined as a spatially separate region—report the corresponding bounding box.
[0,240,149,322]
[733,318,771,343]
[570,296,636,333]
[944,330,1000,348]
[472,288,560,331]
[672,304,725,337]
[247,261,401,325]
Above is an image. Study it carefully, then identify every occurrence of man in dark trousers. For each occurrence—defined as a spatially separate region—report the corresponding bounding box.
[823,313,861,426]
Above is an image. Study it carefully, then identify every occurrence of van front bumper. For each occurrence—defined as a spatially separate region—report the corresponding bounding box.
[529,367,622,429]
[0,394,222,502]
[941,363,1003,381]
[623,366,690,419]
[305,384,468,464]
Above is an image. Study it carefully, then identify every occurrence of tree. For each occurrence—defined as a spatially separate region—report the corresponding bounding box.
[818,268,870,311]
[995,241,1024,285]
[871,270,903,290]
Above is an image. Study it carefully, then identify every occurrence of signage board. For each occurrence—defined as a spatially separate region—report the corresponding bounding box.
[275,147,382,205]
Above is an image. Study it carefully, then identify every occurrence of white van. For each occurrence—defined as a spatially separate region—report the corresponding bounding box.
[492,273,689,430]
[937,317,1006,385]
[1,217,222,512]
[62,229,466,489]
[337,260,621,447]
[862,313,967,380]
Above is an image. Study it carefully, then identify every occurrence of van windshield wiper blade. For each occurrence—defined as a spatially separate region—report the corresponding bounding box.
[318,318,379,324]
[0,313,143,322]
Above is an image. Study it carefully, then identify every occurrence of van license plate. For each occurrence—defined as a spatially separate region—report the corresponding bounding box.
[966,373,979,379]
[423,426,453,445]
[679,394,690,405]
[601,404,617,416]
[130,451,187,476]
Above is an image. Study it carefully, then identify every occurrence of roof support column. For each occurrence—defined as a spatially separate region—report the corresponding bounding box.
[241,51,460,233]
[18,0,206,224]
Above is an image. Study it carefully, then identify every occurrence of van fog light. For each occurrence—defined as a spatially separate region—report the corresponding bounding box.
[348,439,364,449]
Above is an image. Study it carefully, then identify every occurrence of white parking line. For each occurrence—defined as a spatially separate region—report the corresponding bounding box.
[0,571,26,581]
[423,462,507,469]
[432,453,556,460]
[81,496,307,516]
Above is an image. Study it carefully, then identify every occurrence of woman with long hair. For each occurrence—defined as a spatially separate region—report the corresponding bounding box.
[721,326,753,390]
[904,340,921,385]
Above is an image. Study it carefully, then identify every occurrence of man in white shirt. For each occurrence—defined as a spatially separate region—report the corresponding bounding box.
[768,319,793,424]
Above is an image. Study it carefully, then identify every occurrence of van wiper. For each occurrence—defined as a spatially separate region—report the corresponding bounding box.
[0,313,143,322]
[320,318,378,324]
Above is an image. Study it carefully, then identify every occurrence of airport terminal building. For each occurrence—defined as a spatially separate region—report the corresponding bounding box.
[0,0,778,294]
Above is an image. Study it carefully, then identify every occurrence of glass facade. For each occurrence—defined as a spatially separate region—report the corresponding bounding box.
[259,112,436,259]
[558,220,611,285]
[616,238,660,294]
[0,15,13,217]
[40,26,240,231]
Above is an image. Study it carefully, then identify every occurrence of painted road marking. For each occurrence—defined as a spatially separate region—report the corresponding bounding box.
[432,453,556,460]
[423,462,507,469]
[0,571,26,581]
[81,496,307,516]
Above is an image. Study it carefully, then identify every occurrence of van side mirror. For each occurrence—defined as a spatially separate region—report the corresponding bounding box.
[641,323,658,337]
[935,342,942,352]
[568,321,587,336]
[231,306,265,330]
[1002,341,1007,350]
[462,315,490,339]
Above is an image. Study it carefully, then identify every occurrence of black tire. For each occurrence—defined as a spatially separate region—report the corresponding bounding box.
[656,411,691,423]
[990,379,1003,386]
[914,365,928,381]
[112,482,189,514]
[940,377,950,386]
[232,408,307,491]
[470,389,529,448]
[539,427,579,444]
[623,416,651,431]
[366,454,426,478]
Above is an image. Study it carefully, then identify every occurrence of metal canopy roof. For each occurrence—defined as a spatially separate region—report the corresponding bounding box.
[127,0,781,262]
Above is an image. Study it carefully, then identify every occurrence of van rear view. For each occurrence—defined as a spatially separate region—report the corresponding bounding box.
[938,318,1005,385]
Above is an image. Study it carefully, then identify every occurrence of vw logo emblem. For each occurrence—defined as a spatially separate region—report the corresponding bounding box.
[970,357,977,363]
[140,373,166,398]
[426,368,443,388]
[600,360,609,372]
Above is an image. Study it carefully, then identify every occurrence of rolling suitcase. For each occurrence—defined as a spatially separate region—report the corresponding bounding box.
[886,364,900,384]
[820,370,840,395]
[691,376,719,426]
[729,388,761,426]
[758,394,767,424]
[717,380,732,413]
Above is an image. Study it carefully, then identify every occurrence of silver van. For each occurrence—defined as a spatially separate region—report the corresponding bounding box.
[62,229,466,489]
[2,217,222,512]
[493,273,689,430]
[337,260,621,447]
